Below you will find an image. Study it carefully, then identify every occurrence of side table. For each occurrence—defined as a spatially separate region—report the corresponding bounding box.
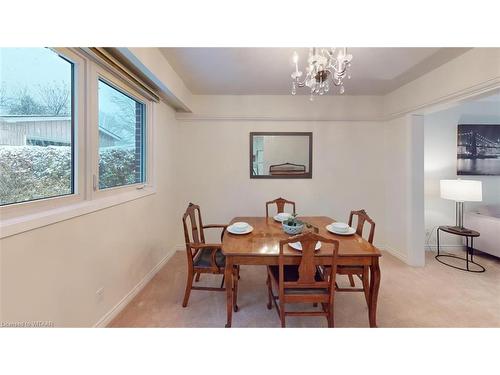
[436,226,485,273]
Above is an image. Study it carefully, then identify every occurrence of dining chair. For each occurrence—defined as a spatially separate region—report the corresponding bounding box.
[181,203,239,311]
[335,209,376,307]
[265,197,296,218]
[266,231,339,327]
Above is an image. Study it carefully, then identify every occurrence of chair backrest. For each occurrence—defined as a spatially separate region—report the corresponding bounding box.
[348,209,375,244]
[182,203,205,248]
[279,231,339,292]
[265,197,296,218]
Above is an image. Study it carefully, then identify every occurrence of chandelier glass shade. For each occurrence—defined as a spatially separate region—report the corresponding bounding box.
[291,48,353,100]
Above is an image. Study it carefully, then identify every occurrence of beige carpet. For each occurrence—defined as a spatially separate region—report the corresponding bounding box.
[110,250,500,328]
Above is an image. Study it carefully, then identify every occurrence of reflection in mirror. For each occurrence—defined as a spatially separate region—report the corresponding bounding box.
[250,132,312,178]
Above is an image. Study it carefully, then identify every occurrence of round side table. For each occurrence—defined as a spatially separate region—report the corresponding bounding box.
[435,226,485,273]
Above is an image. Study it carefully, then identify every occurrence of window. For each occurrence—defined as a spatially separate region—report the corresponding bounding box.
[0,48,74,206]
[98,79,145,189]
[0,48,155,236]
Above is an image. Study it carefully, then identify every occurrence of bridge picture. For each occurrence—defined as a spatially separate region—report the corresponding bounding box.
[457,124,500,175]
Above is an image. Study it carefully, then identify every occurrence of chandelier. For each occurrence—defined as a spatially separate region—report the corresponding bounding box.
[291,48,353,100]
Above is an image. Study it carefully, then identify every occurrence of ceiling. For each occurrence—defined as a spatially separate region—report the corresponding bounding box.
[160,47,470,96]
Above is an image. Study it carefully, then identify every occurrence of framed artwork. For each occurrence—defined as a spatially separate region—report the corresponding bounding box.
[457,124,500,175]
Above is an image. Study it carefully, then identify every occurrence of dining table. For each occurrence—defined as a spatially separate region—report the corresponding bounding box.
[221,216,382,328]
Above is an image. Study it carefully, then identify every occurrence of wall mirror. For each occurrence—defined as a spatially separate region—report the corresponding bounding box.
[250,132,313,179]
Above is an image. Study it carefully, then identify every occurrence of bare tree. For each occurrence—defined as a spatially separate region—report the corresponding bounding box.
[0,83,6,104]
[111,95,136,124]
[103,94,137,142]
[37,81,70,116]
[0,83,9,113]
[7,87,44,115]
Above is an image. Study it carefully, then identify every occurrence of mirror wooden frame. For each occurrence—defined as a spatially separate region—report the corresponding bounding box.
[249,132,313,179]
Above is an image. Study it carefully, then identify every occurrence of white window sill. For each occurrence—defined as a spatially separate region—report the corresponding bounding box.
[0,187,156,239]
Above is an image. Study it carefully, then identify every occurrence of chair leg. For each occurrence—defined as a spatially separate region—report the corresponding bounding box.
[348,274,356,287]
[362,267,370,308]
[195,272,201,282]
[266,273,273,310]
[182,269,195,307]
[233,267,239,312]
[328,303,335,328]
[321,302,328,316]
[280,302,286,328]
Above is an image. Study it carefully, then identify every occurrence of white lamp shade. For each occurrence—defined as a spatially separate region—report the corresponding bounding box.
[440,179,482,202]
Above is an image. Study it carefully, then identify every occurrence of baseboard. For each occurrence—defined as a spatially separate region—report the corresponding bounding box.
[93,248,177,328]
[383,245,470,266]
[382,247,409,264]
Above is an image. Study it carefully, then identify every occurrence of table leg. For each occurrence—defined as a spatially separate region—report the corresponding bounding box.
[466,236,469,271]
[225,256,234,328]
[470,237,474,263]
[437,228,441,255]
[368,257,381,328]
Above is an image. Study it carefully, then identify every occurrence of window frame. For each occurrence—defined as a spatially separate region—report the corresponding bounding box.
[0,47,85,219]
[0,48,156,237]
[89,64,153,200]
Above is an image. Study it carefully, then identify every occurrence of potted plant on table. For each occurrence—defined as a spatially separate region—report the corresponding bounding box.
[282,213,305,235]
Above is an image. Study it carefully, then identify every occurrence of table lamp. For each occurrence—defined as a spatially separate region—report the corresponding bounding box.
[440,179,482,229]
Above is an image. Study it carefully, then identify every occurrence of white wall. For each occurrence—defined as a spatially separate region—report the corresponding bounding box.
[182,94,383,121]
[384,48,500,118]
[0,101,181,327]
[175,118,388,249]
[382,115,425,265]
[424,99,500,246]
[119,47,193,112]
[380,48,500,265]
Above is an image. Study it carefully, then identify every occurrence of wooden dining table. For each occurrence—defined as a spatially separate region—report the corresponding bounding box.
[221,216,382,328]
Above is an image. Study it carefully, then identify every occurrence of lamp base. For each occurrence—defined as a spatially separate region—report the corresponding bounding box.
[455,201,464,228]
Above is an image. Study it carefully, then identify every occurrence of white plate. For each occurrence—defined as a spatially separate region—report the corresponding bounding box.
[227,224,254,235]
[330,222,349,232]
[288,241,321,251]
[232,222,250,231]
[326,224,356,236]
[274,213,292,222]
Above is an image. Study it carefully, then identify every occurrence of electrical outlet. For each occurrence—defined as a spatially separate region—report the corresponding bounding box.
[96,287,104,302]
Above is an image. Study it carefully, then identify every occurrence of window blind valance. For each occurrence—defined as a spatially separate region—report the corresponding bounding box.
[78,47,160,103]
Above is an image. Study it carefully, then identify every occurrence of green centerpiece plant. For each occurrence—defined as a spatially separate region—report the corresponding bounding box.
[283,213,301,227]
[282,213,305,235]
